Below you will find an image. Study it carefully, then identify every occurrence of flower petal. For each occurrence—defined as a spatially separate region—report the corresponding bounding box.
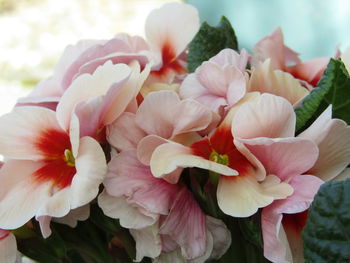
[150,142,238,183]
[104,150,179,215]
[0,230,17,263]
[299,109,350,181]
[232,93,296,139]
[56,61,131,131]
[98,190,157,229]
[70,137,106,209]
[130,224,162,262]
[248,60,309,105]
[107,112,147,151]
[0,160,52,229]
[145,3,199,59]
[160,187,206,260]
[261,174,323,263]
[206,216,231,259]
[217,169,293,218]
[0,106,62,160]
[136,91,212,139]
[239,137,319,181]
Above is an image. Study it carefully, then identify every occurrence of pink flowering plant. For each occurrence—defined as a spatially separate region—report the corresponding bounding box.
[1,3,350,263]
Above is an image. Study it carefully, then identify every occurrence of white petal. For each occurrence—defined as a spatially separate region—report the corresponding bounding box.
[145,3,199,58]
[0,160,52,229]
[0,106,61,160]
[70,137,107,209]
[98,191,157,229]
[130,224,162,262]
[150,142,238,183]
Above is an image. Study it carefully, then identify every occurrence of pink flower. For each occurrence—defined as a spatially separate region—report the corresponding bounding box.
[0,229,17,263]
[252,28,329,88]
[261,175,323,263]
[0,106,106,230]
[261,106,350,263]
[147,94,322,217]
[179,48,248,114]
[19,3,199,107]
[107,90,217,183]
[98,150,230,262]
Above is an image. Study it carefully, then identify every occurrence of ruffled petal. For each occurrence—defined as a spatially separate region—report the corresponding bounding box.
[232,93,296,139]
[299,108,350,181]
[104,150,179,215]
[160,187,206,260]
[239,137,319,181]
[98,191,157,229]
[217,169,293,218]
[261,175,323,263]
[107,112,147,151]
[56,61,131,131]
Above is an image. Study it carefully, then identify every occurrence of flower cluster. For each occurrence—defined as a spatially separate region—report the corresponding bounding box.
[1,2,350,263]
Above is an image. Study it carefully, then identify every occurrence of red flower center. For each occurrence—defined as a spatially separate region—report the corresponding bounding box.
[33,129,76,189]
[190,127,252,175]
[151,41,187,80]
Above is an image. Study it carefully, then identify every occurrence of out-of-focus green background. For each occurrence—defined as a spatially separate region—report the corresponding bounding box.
[1,0,350,116]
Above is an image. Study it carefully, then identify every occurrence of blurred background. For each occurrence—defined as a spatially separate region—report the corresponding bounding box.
[1,0,350,116]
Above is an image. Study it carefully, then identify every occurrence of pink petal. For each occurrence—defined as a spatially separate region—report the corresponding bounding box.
[137,135,169,165]
[159,187,206,260]
[299,109,350,181]
[261,175,323,263]
[0,106,62,160]
[136,91,212,138]
[252,28,300,70]
[179,74,208,100]
[56,61,131,131]
[287,57,329,86]
[145,3,199,59]
[239,137,319,181]
[104,150,179,215]
[197,62,233,97]
[98,191,158,229]
[232,93,296,139]
[62,38,130,89]
[107,112,147,151]
[0,230,17,263]
[209,48,249,72]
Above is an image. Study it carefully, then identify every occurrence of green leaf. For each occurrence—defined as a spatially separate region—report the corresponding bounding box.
[303,179,350,263]
[187,16,238,72]
[295,58,350,134]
